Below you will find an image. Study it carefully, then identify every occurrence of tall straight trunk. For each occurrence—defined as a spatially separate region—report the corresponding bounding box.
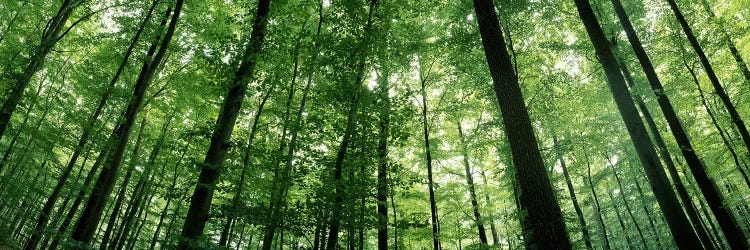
[325,1,378,249]
[619,59,714,247]
[613,1,747,247]
[0,77,46,172]
[607,157,648,249]
[472,0,570,248]
[479,170,499,246]
[573,0,702,247]
[376,69,391,250]
[457,121,488,246]
[607,191,635,248]
[101,113,149,250]
[419,63,441,250]
[178,0,269,247]
[667,0,750,186]
[0,0,80,140]
[72,0,183,243]
[686,61,750,189]
[390,173,399,250]
[586,153,611,250]
[149,138,191,250]
[627,164,664,249]
[699,0,750,85]
[23,2,157,248]
[553,135,593,249]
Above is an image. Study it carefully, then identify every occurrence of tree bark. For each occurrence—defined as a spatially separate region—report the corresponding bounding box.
[22,2,157,248]
[553,135,593,249]
[0,0,80,140]
[472,0,571,248]
[573,0,702,247]
[613,1,747,247]
[457,121,488,246]
[325,1,378,249]
[376,69,391,250]
[178,0,269,247]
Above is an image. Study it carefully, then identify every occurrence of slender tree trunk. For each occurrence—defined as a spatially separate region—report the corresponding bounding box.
[457,121,488,246]
[586,153,611,250]
[619,59,714,248]
[149,137,190,250]
[479,170,499,246]
[698,0,750,86]
[101,113,149,250]
[376,69,391,250]
[23,2,156,248]
[614,1,746,247]
[607,156,648,249]
[419,62,441,250]
[553,135,593,249]
[325,1,378,249]
[472,0,571,248]
[72,1,183,243]
[628,166,664,249]
[0,0,79,140]
[607,191,635,248]
[667,0,750,197]
[178,0,269,247]
[573,0,702,247]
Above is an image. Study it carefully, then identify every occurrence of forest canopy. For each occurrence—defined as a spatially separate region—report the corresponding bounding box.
[0,0,749,249]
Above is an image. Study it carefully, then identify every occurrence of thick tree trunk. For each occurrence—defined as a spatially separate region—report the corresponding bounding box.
[325,1,378,249]
[23,2,157,248]
[178,0,268,247]
[0,0,79,140]
[553,135,593,249]
[472,0,570,248]
[457,121,488,246]
[613,1,747,247]
[573,0,702,247]
[72,1,183,243]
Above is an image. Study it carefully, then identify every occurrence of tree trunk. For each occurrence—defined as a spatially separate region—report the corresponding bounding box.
[419,61,441,250]
[23,2,157,248]
[457,121,488,246]
[553,135,593,249]
[667,0,750,207]
[178,0,268,247]
[149,137,191,250]
[606,191,635,248]
[472,0,571,248]
[479,170,499,246]
[72,0,183,243]
[325,1,378,249]
[376,69,391,250]
[573,0,702,247]
[0,0,79,140]
[586,153,611,250]
[607,156,648,249]
[613,1,747,247]
[699,0,750,86]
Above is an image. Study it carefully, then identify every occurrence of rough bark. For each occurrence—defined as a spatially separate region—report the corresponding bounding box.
[178,0,269,247]
[472,0,571,248]
[613,0,747,247]
[71,0,183,243]
[573,0,702,247]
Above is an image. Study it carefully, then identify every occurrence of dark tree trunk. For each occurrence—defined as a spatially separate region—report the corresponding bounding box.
[667,2,750,215]
[613,0,747,247]
[586,153,611,250]
[149,137,191,250]
[376,69,391,250]
[0,0,79,140]
[325,1,378,249]
[178,0,268,247]
[607,191,635,248]
[573,0,702,247]
[472,0,570,248]
[553,135,593,249]
[23,2,157,248]
[457,121,488,246]
[72,1,183,243]
[698,0,750,86]
[620,59,715,248]
[419,62,441,250]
